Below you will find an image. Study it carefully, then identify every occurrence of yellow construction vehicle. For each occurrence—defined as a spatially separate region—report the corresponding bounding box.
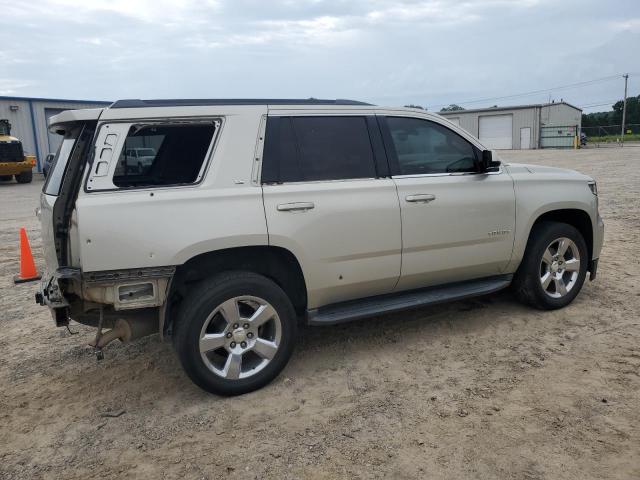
[0,119,36,183]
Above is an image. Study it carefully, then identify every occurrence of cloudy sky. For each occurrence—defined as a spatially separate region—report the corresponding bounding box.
[1,0,638,112]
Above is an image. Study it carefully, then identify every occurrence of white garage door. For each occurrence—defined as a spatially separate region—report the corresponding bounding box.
[479,115,513,150]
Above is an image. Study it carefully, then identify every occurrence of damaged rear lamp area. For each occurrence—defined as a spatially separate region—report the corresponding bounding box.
[81,266,175,311]
[118,283,154,302]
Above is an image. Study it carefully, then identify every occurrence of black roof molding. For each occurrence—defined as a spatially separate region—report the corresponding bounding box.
[111,98,373,108]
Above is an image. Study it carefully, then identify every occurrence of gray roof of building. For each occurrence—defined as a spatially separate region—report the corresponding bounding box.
[0,95,111,105]
[438,101,582,115]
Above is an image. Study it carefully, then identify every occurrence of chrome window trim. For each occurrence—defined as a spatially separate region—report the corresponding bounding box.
[262,177,381,186]
[391,165,503,179]
[251,114,267,186]
[84,116,224,193]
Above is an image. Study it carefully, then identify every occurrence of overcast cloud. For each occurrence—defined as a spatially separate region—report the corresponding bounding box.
[0,0,638,112]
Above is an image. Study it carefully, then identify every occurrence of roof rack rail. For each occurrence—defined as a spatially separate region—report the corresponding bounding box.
[111,98,373,108]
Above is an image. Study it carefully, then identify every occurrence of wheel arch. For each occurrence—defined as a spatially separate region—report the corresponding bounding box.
[526,208,594,261]
[164,245,308,336]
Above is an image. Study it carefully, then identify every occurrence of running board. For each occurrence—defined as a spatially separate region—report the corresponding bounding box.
[307,275,512,326]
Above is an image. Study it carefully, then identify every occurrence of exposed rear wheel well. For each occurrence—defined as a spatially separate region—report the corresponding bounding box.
[529,209,593,260]
[165,246,307,335]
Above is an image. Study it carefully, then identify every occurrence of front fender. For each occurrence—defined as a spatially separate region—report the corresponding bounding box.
[507,173,598,272]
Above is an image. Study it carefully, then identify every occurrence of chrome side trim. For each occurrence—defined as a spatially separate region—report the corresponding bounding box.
[392,166,504,179]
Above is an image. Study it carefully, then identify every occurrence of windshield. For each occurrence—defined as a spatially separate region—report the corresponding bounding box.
[43,127,80,196]
[137,148,155,156]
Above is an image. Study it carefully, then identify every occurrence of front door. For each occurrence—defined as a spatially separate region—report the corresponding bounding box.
[380,115,516,292]
[261,115,402,309]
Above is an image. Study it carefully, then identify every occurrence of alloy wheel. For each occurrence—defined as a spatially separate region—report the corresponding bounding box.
[539,237,581,299]
[198,296,282,380]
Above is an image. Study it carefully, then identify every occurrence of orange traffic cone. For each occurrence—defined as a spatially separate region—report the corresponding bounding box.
[14,227,41,284]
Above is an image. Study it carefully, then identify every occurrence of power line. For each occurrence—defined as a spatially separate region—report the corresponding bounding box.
[429,74,624,109]
[578,99,621,108]
[580,103,616,109]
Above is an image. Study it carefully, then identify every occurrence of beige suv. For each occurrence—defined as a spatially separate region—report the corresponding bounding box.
[37,99,604,395]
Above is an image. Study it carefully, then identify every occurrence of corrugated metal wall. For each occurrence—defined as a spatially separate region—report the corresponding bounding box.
[0,99,33,155]
[0,97,109,171]
[440,107,541,149]
[540,103,581,128]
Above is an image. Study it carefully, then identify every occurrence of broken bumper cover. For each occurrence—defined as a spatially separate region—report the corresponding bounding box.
[35,266,175,327]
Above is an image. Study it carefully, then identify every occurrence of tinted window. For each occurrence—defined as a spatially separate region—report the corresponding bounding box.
[262,116,376,183]
[113,123,215,188]
[386,117,477,175]
[262,117,298,184]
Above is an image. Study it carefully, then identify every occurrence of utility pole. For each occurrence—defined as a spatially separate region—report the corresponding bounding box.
[621,73,629,144]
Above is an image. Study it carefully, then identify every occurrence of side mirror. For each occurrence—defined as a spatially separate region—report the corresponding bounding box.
[481,150,501,172]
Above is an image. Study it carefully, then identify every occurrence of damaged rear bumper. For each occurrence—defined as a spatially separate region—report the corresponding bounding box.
[35,268,78,326]
[35,266,175,330]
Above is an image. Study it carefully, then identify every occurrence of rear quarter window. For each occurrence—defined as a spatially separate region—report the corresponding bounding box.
[112,123,216,188]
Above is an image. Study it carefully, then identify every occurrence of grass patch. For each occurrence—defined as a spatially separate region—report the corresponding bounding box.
[587,133,640,143]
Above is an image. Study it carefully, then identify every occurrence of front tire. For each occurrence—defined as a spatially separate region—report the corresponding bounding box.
[173,271,297,395]
[513,221,588,310]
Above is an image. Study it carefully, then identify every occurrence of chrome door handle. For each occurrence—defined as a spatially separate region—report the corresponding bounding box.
[277,202,315,212]
[405,194,436,203]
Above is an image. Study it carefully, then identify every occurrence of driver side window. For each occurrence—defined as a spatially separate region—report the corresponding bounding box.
[386,117,477,175]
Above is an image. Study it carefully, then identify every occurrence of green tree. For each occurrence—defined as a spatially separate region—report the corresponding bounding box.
[440,104,465,112]
[582,94,639,127]
[611,95,640,125]
[404,104,425,110]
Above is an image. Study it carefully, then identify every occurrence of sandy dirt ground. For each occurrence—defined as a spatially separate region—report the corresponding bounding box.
[1,147,639,480]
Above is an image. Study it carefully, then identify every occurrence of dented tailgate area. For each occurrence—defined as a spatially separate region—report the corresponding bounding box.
[37,110,175,350]
[35,103,245,352]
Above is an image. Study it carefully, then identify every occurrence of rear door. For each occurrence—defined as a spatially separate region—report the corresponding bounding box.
[261,114,402,309]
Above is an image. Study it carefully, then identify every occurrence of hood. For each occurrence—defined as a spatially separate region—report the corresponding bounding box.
[505,162,592,181]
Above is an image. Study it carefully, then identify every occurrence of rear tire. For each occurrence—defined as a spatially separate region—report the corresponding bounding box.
[0,175,12,182]
[513,221,588,310]
[15,170,33,184]
[173,271,297,395]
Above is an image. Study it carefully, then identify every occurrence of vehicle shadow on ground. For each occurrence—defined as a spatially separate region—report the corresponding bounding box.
[296,290,522,345]
[56,289,532,398]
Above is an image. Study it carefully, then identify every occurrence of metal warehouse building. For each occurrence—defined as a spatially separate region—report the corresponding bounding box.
[0,96,110,171]
[439,101,582,150]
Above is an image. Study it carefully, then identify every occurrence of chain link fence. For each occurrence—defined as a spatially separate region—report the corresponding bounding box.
[581,123,640,146]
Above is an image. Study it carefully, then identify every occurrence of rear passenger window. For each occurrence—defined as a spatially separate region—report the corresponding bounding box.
[112,123,216,188]
[262,116,377,183]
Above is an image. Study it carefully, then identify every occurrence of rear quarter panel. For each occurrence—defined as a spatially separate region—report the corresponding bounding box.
[76,106,268,272]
